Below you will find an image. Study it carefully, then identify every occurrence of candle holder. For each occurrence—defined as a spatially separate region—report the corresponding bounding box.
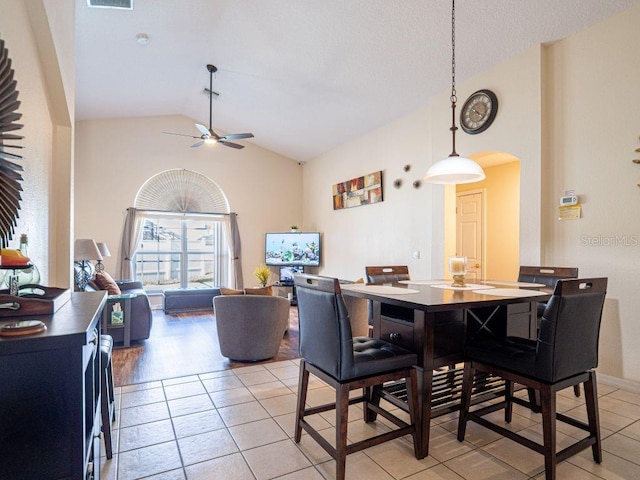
[449,256,467,288]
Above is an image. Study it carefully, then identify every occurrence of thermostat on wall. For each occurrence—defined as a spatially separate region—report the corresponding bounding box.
[560,195,578,206]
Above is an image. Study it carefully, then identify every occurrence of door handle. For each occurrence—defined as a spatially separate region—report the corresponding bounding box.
[474,264,480,268]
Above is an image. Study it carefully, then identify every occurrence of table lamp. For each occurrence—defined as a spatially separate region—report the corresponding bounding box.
[74,239,102,291]
[95,242,111,273]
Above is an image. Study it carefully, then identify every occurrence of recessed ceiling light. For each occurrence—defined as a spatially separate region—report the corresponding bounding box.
[136,33,149,46]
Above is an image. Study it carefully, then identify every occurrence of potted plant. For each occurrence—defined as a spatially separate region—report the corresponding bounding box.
[290,225,298,232]
[254,263,271,286]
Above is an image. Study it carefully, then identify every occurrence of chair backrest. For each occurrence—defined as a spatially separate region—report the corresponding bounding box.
[365,265,413,322]
[536,278,607,382]
[518,266,578,288]
[294,273,354,380]
[365,265,410,285]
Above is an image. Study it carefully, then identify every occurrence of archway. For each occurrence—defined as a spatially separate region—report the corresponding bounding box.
[444,151,521,281]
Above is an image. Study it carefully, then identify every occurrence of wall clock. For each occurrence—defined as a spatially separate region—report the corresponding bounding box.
[460,89,498,135]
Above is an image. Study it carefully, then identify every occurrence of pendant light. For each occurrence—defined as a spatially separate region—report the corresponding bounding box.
[424,0,485,185]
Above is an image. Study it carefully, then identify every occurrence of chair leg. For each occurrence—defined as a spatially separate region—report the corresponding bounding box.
[365,384,381,422]
[584,371,602,463]
[540,385,557,480]
[504,379,514,423]
[406,367,421,458]
[294,361,310,443]
[336,383,350,480]
[573,384,581,397]
[457,362,475,442]
[101,361,114,459]
[527,387,541,413]
[106,356,116,423]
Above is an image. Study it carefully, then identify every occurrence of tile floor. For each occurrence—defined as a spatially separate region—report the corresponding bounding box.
[100,360,640,479]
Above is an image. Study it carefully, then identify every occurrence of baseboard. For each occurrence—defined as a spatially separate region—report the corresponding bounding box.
[597,372,640,393]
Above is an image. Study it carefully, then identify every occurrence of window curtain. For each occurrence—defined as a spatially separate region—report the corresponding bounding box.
[117,207,144,280]
[225,212,243,289]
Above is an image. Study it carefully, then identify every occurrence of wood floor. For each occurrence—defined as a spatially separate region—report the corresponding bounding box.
[111,307,300,386]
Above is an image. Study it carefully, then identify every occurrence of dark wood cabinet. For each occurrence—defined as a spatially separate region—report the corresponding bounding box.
[0,291,107,479]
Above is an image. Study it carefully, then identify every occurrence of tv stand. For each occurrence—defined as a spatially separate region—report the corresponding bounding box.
[274,283,297,305]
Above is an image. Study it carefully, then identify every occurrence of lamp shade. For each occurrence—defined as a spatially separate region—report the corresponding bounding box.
[74,239,103,261]
[423,155,486,185]
[96,242,111,258]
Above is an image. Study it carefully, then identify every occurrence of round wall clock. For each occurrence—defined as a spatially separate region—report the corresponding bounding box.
[460,89,498,135]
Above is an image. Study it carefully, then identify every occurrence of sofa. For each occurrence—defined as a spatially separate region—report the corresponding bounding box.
[213,294,290,361]
[82,271,153,343]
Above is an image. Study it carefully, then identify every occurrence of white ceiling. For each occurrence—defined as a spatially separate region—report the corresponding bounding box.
[75,0,639,162]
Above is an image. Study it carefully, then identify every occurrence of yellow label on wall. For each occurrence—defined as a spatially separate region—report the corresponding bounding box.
[558,205,581,220]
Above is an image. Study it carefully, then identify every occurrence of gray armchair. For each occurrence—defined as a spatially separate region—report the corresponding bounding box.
[213,295,290,361]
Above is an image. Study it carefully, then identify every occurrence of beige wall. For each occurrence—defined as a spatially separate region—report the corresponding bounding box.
[74,115,302,285]
[542,4,640,382]
[303,5,640,386]
[304,46,542,282]
[303,105,436,281]
[457,161,520,281]
[0,0,74,286]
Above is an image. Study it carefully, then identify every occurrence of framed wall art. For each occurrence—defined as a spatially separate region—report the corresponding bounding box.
[332,170,383,210]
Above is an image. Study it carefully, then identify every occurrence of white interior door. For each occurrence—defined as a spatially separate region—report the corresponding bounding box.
[456,191,484,281]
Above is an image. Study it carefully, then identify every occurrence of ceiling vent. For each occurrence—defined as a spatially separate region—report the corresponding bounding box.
[87,0,133,9]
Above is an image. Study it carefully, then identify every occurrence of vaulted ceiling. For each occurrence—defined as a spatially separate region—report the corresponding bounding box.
[75,0,639,162]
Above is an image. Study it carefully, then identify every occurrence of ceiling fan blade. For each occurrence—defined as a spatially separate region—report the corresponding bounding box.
[195,124,210,137]
[219,140,244,150]
[162,131,202,139]
[191,141,205,148]
[219,133,254,141]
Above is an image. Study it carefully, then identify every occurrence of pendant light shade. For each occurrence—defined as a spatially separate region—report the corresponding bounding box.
[424,155,486,184]
[424,0,486,185]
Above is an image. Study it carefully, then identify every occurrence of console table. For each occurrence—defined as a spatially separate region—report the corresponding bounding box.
[0,291,107,479]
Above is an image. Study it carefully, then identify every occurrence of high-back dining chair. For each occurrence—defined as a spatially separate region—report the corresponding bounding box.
[293,273,420,480]
[518,265,578,292]
[365,265,410,284]
[518,265,580,396]
[365,265,414,323]
[458,278,607,480]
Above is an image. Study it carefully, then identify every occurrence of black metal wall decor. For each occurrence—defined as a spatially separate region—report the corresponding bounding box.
[0,37,24,248]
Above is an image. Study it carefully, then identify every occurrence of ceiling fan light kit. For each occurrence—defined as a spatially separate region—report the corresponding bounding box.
[162,64,254,150]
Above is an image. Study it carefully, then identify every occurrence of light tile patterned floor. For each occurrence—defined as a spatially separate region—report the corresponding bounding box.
[100,361,640,479]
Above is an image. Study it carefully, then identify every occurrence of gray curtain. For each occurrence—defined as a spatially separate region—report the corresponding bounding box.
[117,207,144,280]
[229,213,243,289]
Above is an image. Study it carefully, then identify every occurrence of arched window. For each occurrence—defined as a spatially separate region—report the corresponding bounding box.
[132,169,232,291]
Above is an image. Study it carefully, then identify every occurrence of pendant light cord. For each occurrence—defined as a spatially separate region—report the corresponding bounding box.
[449,0,459,157]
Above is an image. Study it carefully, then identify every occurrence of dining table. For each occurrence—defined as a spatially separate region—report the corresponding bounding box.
[340,278,551,459]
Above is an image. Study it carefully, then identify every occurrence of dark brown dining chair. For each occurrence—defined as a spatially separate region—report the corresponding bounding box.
[518,266,580,396]
[458,278,607,480]
[365,265,414,323]
[294,273,420,480]
[365,265,410,284]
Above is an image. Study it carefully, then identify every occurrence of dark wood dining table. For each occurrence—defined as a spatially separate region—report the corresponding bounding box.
[340,279,551,459]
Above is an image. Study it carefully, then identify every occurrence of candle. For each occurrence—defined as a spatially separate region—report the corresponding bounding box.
[449,257,467,275]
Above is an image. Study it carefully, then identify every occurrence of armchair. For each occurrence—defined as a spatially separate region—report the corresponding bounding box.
[213,294,290,361]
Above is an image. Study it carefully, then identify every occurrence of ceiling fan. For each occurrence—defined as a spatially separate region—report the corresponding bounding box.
[162,64,254,149]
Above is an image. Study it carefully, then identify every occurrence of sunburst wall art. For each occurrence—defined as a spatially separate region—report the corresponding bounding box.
[0,37,24,248]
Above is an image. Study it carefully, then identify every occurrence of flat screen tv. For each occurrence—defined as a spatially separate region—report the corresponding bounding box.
[279,265,304,285]
[265,232,321,266]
